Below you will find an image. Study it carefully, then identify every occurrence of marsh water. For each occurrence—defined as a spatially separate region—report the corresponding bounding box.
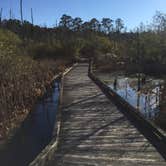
[96,72,166,133]
[0,81,60,166]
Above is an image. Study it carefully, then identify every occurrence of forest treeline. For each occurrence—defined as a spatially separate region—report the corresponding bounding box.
[0,14,125,60]
[0,11,166,138]
[1,12,166,71]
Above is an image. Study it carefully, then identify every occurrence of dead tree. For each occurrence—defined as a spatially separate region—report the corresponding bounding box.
[20,0,25,39]
[31,8,34,25]
[0,8,2,25]
[20,0,23,24]
[9,8,12,19]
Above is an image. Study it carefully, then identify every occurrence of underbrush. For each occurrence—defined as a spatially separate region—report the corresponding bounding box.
[0,53,67,139]
[0,29,70,139]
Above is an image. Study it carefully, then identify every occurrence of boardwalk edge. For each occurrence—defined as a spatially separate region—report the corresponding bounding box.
[88,62,166,160]
[29,64,77,166]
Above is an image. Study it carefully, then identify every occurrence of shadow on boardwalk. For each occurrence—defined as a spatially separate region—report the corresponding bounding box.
[43,64,165,166]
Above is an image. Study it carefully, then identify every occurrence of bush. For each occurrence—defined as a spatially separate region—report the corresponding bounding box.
[80,36,113,58]
[27,41,61,59]
[0,29,69,138]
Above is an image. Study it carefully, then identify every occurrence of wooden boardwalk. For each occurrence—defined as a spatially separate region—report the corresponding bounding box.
[46,63,165,166]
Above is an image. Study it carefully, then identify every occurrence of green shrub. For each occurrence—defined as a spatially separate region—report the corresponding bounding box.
[0,28,22,56]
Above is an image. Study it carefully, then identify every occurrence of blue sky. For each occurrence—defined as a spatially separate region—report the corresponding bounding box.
[1,0,166,29]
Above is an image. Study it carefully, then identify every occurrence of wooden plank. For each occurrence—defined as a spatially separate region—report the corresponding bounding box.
[29,65,76,166]
[88,65,166,158]
[44,63,165,166]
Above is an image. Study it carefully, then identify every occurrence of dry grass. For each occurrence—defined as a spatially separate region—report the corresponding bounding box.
[0,54,67,138]
[0,29,70,139]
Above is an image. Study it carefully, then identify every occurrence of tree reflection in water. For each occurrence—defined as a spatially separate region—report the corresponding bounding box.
[109,75,165,132]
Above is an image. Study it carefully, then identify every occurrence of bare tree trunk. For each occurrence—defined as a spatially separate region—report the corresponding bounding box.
[20,0,25,39]
[30,8,34,38]
[31,8,34,25]
[20,0,23,24]
[55,20,58,27]
[0,8,3,25]
[9,8,12,19]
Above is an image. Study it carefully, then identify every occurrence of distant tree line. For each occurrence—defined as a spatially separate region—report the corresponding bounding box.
[0,14,125,41]
[0,11,166,73]
[58,14,124,33]
[118,11,166,73]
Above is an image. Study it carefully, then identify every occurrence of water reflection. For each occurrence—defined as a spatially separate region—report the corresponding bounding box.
[0,81,60,166]
[110,76,163,120]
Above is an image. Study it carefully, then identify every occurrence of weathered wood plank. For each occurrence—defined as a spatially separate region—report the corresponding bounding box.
[46,63,165,166]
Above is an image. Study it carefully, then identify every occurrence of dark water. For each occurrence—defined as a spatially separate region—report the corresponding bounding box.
[0,81,60,166]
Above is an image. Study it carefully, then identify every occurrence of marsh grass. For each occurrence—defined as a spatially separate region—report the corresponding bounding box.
[0,29,68,139]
